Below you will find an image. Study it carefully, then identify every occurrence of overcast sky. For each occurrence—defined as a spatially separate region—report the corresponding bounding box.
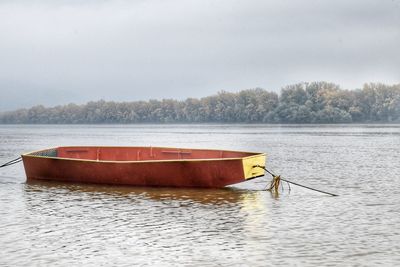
[0,0,399,111]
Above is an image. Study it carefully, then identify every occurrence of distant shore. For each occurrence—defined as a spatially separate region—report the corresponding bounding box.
[1,81,399,124]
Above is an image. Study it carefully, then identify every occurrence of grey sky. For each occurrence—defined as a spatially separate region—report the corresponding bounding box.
[1,0,399,111]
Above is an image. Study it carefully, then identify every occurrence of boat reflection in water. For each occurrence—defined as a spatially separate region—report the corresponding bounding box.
[21,178,274,266]
[24,179,267,206]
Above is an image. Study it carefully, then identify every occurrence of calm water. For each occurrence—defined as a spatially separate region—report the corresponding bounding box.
[0,124,399,266]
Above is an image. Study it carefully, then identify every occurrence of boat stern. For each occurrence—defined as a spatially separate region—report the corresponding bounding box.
[242,153,266,180]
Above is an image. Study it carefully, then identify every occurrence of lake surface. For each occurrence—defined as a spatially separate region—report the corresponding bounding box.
[0,124,399,266]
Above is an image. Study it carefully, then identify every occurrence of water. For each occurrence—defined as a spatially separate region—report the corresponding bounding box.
[0,124,399,266]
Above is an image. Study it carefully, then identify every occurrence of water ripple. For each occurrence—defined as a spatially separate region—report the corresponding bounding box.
[0,124,399,266]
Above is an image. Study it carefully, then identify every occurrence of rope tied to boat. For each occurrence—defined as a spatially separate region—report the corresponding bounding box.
[253,164,338,197]
[0,157,22,168]
[267,174,281,193]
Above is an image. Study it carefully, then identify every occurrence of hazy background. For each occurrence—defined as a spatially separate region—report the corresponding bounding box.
[1,0,399,111]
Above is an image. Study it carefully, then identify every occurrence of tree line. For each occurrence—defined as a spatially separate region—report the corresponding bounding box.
[1,82,399,124]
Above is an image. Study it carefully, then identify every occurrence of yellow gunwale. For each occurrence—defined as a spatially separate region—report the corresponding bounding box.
[22,146,266,164]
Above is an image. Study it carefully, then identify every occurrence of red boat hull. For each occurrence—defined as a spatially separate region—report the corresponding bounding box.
[22,147,266,188]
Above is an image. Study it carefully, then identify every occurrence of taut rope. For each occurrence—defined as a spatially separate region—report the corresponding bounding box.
[253,165,338,197]
[0,157,22,168]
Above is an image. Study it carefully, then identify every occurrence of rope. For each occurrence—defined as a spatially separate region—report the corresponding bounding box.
[253,165,338,197]
[266,174,281,193]
[0,157,22,168]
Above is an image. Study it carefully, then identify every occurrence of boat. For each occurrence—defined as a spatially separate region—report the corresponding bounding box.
[21,146,266,188]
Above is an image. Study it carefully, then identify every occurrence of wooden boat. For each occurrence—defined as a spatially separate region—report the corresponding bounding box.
[22,146,266,188]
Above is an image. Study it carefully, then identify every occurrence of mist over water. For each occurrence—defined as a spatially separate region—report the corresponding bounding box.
[0,124,399,266]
